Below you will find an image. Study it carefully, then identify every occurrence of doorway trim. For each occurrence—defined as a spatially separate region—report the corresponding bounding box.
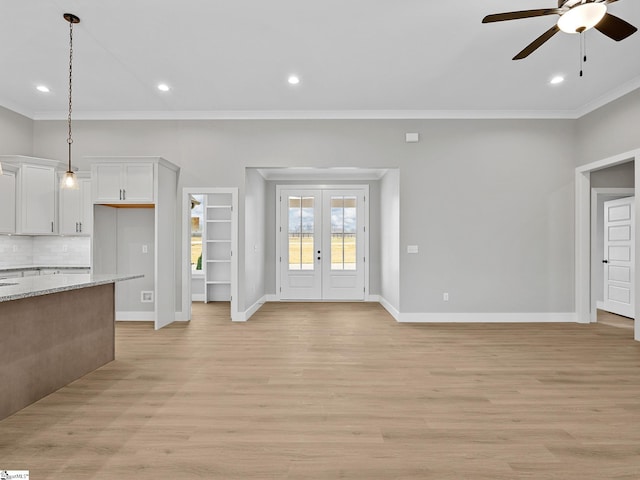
[275,184,370,301]
[575,148,639,340]
[181,187,239,322]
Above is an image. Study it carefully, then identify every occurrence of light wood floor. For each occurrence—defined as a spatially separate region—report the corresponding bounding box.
[2,302,640,479]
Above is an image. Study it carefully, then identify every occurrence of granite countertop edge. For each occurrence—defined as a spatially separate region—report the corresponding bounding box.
[0,265,91,273]
[0,274,144,303]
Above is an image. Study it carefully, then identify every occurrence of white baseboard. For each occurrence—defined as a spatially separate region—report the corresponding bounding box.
[192,294,205,302]
[265,294,279,302]
[116,311,155,321]
[379,296,400,321]
[397,312,577,323]
[366,294,380,302]
[174,311,190,322]
[236,295,266,322]
[596,301,605,310]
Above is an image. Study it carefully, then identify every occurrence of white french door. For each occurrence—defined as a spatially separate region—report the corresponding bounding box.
[278,187,367,300]
[603,196,635,319]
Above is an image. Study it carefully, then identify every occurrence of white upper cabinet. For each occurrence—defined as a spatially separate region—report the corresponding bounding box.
[19,164,57,234]
[0,167,17,234]
[92,161,154,203]
[60,175,92,235]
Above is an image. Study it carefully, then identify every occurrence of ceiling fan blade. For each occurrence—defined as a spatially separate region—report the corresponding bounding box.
[483,9,560,23]
[595,13,637,41]
[513,25,560,60]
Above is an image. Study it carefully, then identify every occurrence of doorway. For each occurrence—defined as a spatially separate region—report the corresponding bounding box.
[575,149,639,341]
[181,187,238,321]
[276,185,369,300]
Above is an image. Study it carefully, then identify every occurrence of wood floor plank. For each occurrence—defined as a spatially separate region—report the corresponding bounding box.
[1,301,640,479]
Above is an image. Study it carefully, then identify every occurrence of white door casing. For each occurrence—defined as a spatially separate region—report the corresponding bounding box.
[278,186,368,301]
[603,196,635,319]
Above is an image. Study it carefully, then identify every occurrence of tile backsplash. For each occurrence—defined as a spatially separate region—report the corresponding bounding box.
[0,236,90,268]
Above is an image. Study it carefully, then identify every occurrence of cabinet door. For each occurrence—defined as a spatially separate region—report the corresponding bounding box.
[60,186,81,235]
[21,164,55,234]
[122,164,154,202]
[79,179,92,235]
[94,164,123,202]
[0,172,16,233]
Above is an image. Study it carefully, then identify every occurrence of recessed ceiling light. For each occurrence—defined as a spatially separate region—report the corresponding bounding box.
[36,85,50,93]
[157,83,170,92]
[550,75,564,85]
[287,75,300,85]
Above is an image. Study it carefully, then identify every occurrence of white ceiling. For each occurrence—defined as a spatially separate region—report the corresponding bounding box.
[1,0,639,120]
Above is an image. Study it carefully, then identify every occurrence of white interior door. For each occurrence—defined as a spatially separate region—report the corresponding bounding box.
[322,190,365,300]
[280,190,322,299]
[280,188,366,301]
[603,196,635,319]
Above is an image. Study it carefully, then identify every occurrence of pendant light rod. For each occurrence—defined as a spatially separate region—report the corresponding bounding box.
[62,13,80,190]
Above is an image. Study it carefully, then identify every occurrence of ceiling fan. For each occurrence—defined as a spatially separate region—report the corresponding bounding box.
[483,0,637,60]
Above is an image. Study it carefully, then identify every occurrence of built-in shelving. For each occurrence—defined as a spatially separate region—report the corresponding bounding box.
[203,193,233,302]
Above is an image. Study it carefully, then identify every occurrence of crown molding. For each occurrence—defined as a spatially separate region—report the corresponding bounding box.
[574,74,640,118]
[31,109,580,121]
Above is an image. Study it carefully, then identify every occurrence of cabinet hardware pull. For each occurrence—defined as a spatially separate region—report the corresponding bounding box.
[75,222,78,233]
[123,189,126,200]
[51,221,54,233]
[119,189,122,200]
[79,222,82,232]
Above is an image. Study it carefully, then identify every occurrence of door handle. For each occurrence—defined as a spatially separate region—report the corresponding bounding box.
[602,259,608,264]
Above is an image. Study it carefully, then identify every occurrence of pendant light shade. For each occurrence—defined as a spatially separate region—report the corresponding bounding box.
[61,13,80,190]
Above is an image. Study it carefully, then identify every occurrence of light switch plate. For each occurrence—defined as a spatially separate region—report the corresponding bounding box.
[407,245,419,254]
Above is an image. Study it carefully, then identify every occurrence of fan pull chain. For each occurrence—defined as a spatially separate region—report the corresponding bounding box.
[578,27,586,78]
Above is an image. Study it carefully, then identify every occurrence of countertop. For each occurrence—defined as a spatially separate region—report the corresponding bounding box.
[0,273,143,303]
[0,265,90,273]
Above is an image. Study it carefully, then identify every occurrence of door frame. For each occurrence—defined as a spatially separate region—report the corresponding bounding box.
[181,187,239,321]
[590,188,635,321]
[575,148,639,340]
[275,184,370,301]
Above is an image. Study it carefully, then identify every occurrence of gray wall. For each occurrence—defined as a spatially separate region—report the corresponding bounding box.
[577,88,640,166]
[0,106,33,155]
[591,162,635,188]
[31,117,577,314]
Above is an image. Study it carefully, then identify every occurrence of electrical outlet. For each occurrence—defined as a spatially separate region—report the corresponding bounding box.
[443,292,449,302]
[142,244,148,254]
[141,291,154,303]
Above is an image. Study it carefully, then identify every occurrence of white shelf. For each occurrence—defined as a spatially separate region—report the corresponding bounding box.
[203,192,233,303]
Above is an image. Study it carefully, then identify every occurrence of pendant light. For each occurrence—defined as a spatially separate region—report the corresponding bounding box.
[61,13,80,190]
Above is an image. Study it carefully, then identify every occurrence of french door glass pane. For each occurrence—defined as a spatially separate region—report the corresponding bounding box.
[330,196,357,270]
[288,196,314,270]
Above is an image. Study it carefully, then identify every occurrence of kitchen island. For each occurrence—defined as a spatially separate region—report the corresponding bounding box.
[0,273,141,420]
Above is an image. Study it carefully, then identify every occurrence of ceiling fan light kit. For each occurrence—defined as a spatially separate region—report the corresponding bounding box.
[557,2,606,33]
[482,0,637,61]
